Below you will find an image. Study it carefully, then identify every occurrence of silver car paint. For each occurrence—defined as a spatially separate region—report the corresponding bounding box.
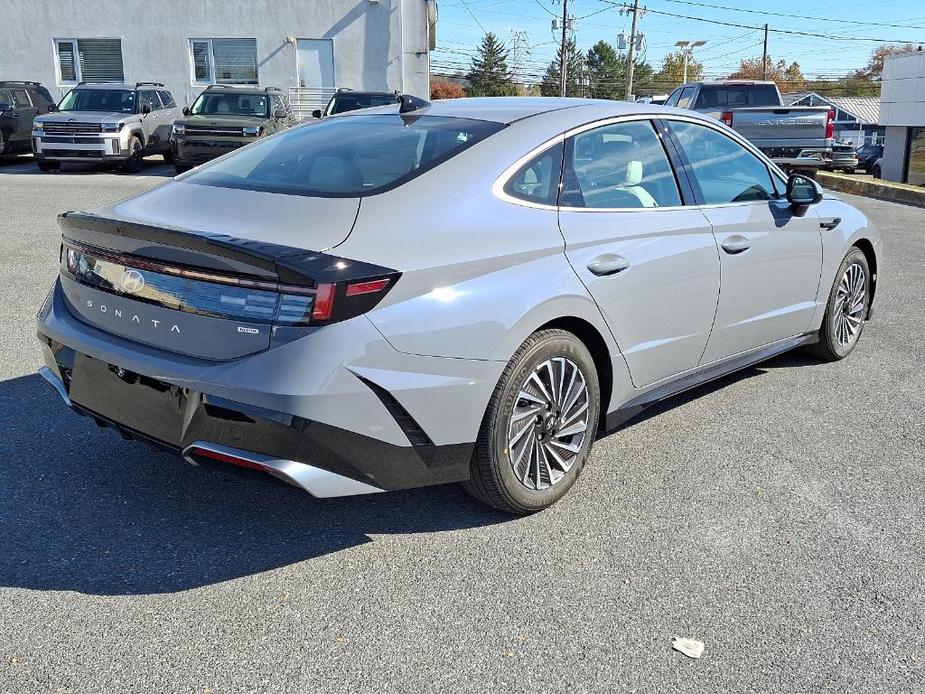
[37,98,881,496]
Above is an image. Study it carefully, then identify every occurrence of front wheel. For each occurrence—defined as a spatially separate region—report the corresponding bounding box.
[36,160,60,172]
[121,136,144,174]
[808,248,870,362]
[463,329,600,514]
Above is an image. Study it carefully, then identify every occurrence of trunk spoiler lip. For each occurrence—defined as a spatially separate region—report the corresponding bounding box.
[58,210,396,287]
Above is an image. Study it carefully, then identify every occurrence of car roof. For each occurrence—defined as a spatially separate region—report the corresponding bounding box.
[71,83,138,90]
[355,96,707,125]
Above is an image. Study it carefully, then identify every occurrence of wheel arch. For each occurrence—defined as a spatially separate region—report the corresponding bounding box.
[852,237,877,316]
[128,128,145,147]
[536,315,613,431]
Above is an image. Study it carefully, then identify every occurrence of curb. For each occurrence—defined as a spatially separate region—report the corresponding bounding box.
[817,171,925,208]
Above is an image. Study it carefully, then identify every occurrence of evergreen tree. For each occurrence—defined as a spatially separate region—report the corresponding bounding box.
[586,40,623,100]
[541,39,585,97]
[466,33,517,97]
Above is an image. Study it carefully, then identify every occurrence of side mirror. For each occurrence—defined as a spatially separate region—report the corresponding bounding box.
[47,103,58,112]
[311,109,322,119]
[273,107,287,120]
[182,106,190,117]
[786,173,822,210]
[0,102,12,112]
[141,104,151,115]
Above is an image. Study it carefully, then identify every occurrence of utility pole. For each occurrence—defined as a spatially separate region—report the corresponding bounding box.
[624,0,641,101]
[559,0,569,97]
[762,23,769,80]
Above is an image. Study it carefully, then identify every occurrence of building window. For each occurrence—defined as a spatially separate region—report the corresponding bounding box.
[906,127,925,187]
[189,38,258,85]
[54,38,124,84]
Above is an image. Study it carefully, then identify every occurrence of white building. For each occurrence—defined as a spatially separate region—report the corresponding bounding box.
[878,48,925,185]
[1,0,437,117]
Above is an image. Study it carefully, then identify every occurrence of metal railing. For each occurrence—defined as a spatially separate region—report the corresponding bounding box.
[288,87,336,122]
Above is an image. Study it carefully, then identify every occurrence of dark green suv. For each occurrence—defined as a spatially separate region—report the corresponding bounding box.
[170,85,294,174]
[0,81,55,157]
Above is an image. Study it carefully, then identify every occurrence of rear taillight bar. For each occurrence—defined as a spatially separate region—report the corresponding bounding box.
[825,109,834,140]
[720,111,734,127]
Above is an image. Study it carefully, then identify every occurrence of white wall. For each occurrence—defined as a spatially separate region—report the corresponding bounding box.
[878,51,925,182]
[0,0,431,105]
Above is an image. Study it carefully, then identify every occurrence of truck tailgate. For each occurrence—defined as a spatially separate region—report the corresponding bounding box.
[726,106,830,147]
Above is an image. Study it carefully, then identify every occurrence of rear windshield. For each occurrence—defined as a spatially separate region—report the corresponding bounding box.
[59,89,135,113]
[183,114,505,197]
[191,92,268,117]
[327,93,400,116]
[695,84,779,109]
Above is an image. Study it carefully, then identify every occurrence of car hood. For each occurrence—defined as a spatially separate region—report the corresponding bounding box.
[176,114,267,128]
[36,111,134,124]
[93,179,361,251]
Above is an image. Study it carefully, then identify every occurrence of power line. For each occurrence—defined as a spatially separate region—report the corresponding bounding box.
[651,0,925,31]
[458,0,488,35]
[598,1,925,43]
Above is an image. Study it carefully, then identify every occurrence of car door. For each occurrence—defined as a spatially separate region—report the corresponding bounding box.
[137,90,159,145]
[665,119,823,363]
[158,90,178,138]
[557,118,720,388]
[9,88,37,147]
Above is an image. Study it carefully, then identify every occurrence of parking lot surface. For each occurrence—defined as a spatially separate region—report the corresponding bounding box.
[1,157,923,693]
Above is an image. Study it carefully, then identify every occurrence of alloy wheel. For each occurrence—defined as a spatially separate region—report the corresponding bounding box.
[508,357,590,491]
[834,262,866,348]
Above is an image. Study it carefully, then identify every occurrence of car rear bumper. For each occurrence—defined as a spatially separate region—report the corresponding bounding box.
[36,279,499,497]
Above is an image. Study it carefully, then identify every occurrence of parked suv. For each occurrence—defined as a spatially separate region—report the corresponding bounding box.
[856,144,884,174]
[312,88,401,118]
[170,85,293,174]
[32,82,178,173]
[0,81,55,156]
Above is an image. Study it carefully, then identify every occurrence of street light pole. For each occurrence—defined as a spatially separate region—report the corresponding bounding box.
[559,0,569,97]
[675,40,706,84]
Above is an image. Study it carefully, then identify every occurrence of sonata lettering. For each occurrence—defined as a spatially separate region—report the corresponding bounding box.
[85,300,180,334]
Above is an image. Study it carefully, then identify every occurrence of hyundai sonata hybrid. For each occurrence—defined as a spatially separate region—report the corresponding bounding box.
[37,96,880,513]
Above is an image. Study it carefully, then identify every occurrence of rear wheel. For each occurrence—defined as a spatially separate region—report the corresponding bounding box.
[808,248,870,361]
[121,136,144,173]
[463,329,600,514]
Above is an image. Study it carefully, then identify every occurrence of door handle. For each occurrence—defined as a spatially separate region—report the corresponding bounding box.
[587,254,631,276]
[720,235,751,255]
[819,217,841,231]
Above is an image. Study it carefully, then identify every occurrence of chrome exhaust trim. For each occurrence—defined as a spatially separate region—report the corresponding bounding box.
[182,440,384,499]
[38,366,71,406]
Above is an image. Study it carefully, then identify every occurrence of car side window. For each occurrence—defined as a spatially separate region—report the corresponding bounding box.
[138,90,156,112]
[664,89,681,107]
[10,89,32,108]
[668,120,777,204]
[0,89,11,107]
[676,87,696,109]
[503,142,563,206]
[562,120,682,209]
[159,90,176,108]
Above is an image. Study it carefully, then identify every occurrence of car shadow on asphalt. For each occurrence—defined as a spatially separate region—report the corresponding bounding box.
[0,373,510,596]
[0,154,175,177]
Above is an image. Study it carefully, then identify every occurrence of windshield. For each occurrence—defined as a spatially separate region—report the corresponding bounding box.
[190,92,269,117]
[695,84,780,109]
[326,93,399,116]
[183,114,505,197]
[59,89,135,113]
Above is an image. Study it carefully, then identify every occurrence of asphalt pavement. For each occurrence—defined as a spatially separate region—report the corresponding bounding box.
[0,155,923,693]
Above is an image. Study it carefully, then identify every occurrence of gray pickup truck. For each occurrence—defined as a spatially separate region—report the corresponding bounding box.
[665,80,833,176]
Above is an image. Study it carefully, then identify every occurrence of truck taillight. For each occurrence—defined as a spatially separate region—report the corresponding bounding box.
[720,111,734,126]
[825,110,834,139]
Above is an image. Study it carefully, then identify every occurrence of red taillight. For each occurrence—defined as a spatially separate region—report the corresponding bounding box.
[311,283,337,321]
[189,447,265,472]
[345,278,391,297]
[825,110,834,139]
[720,111,734,126]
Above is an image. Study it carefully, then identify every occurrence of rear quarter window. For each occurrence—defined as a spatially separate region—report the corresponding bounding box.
[183,114,506,197]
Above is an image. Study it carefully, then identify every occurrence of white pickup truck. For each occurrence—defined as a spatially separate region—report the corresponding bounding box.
[665,80,834,176]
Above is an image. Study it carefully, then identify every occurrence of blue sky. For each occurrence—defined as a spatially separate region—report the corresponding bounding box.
[433,0,925,82]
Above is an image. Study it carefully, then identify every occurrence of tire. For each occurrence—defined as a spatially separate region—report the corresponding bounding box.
[121,136,144,173]
[162,148,175,164]
[36,160,60,172]
[872,165,881,179]
[174,163,192,175]
[463,329,600,514]
[807,247,871,362]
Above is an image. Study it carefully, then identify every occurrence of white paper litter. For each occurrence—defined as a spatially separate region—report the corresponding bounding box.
[672,636,705,659]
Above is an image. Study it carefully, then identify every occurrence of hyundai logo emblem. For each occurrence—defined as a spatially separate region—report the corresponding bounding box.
[120,269,146,294]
